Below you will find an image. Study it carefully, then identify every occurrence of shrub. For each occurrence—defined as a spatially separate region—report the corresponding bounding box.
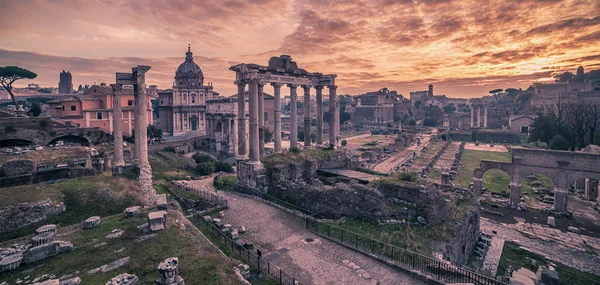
[341,139,347,146]
[215,162,234,173]
[192,152,215,163]
[290,147,301,154]
[162,146,176,153]
[195,161,216,175]
[398,172,417,182]
[214,176,237,190]
[549,134,570,150]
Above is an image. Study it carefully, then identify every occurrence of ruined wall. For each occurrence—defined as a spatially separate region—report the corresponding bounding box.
[443,206,480,266]
[377,181,454,225]
[0,159,98,188]
[0,200,66,233]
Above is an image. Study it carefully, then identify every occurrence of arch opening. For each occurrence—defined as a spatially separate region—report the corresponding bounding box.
[0,139,35,147]
[520,173,556,207]
[48,135,90,146]
[482,168,511,195]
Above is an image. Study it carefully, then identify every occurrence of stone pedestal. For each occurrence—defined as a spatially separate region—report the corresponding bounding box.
[234,161,268,196]
[509,182,521,206]
[156,257,184,285]
[84,216,101,229]
[156,194,168,211]
[441,173,450,185]
[36,224,57,235]
[31,232,56,247]
[554,188,568,213]
[148,211,168,232]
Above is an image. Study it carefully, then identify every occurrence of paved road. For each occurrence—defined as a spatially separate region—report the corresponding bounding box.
[372,134,433,174]
[185,178,424,285]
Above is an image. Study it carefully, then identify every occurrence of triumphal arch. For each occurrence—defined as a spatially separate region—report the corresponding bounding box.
[473,148,600,213]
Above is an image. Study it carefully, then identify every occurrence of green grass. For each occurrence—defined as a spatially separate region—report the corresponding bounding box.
[0,173,142,242]
[454,150,512,189]
[261,148,338,170]
[149,151,197,181]
[0,212,239,285]
[497,242,600,285]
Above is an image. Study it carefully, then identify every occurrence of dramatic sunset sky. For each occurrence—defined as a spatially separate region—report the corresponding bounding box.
[1,0,599,97]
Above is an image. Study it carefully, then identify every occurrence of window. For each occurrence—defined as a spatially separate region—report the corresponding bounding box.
[76,123,80,127]
[71,106,76,111]
[128,100,133,106]
[62,106,65,111]
[521,126,529,133]
[192,96,195,104]
[264,112,268,121]
[97,112,103,120]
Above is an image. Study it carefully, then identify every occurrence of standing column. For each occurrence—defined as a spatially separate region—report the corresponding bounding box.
[231,118,237,156]
[470,106,474,127]
[336,99,340,140]
[111,84,124,167]
[477,107,482,128]
[288,84,298,149]
[315,86,323,145]
[483,107,488,128]
[272,83,282,152]
[133,66,151,168]
[248,80,260,163]
[328,85,337,146]
[236,82,247,160]
[258,83,265,155]
[302,85,311,147]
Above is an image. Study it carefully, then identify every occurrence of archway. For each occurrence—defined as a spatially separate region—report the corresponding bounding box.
[0,139,35,147]
[482,168,511,196]
[520,173,556,207]
[48,135,90,146]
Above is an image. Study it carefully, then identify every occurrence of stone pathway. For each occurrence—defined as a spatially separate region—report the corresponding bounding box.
[481,218,600,276]
[481,237,504,277]
[372,134,433,174]
[187,177,424,285]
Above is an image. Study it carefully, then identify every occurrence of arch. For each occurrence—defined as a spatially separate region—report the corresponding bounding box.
[47,135,90,146]
[0,139,35,147]
[215,121,222,132]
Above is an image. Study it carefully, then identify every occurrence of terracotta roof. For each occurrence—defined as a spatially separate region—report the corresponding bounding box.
[84,85,134,96]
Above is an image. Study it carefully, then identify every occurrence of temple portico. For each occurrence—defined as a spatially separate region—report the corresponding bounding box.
[470,104,488,128]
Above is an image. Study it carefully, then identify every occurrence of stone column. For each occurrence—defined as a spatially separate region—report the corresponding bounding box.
[111,84,124,167]
[302,85,311,147]
[236,82,247,160]
[288,84,298,149]
[248,80,260,163]
[272,83,282,152]
[328,85,338,146]
[336,99,340,140]
[470,106,474,127]
[133,65,155,204]
[477,107,482,128]
[509,181,522,205]
[473,177,482,196]
[315,86,324,145]
[258,83,265,156]
[483,107,488,128]
[231,118,237,156]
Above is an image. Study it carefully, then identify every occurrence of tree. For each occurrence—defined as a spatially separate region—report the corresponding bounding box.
[554,72,574,82]
[31,103,41,117]
[0,66,37,110]
[264,128,273,142]
[584,103,600,145]
[489,89,503,94]
[147,125,163,141]
[574,66,585,82]
[409,119,416,126]
[443,105,456,114]
[77,85,83,92]
[549,135,570,150]
[37,88,52,94]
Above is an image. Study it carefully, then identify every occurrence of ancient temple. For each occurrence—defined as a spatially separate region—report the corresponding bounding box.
[157,46,218,136]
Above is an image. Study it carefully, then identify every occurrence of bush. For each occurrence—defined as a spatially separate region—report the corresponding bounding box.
[215,162,234,173]
[398,172,417,182]
[214,176,237,190]
[192,152,215,163]
[549,134,570,150]
[409,120,416,126]
[162,146,176,153]
[341,140,347,146]
[290,147,301,154]
[195,162,216,175]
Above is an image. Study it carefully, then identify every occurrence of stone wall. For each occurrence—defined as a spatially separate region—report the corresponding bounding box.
[0,200,66,233]
[443,205,480,266]
[0,159,98,188]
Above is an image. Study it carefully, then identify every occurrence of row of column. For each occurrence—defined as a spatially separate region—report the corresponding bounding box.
[470,106,488,128]
[374,106,393,123]
[236,80,338,164]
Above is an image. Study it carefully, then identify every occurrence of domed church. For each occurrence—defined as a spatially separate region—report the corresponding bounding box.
[157,45,218,136]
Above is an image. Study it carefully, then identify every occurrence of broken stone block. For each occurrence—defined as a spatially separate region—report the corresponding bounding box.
[239,225,246,233]
[148,211,167,232]
[88,257,130,274]
[106,229,124,239]
[0,253,23,273]
[218,211,225,218]
[106,273,139,285]
[156,257,184,285]
[221,228,231,236]
[203,216,212,222]
[211,218,221,224]
[59,277,81,285]
[215,222,224,229]
[567,226,581,234]
[547,216,556,227]
[34,279,60,285]
[84,216,101,229]
[156,194,168,211]
[231,229,239,240]
[36,224,57,235]
[124,206,141,217]
[32,232,56,247]
[23,241,73,264]
[223,224,232,229]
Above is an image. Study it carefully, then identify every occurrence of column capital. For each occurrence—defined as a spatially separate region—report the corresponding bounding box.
[287,83,299,89]
[235,80,247,87]
[301,84,313,90]
[110,83,123,92]
[271,82,282,88]
[314,85,324,91]
[328,85,338,90]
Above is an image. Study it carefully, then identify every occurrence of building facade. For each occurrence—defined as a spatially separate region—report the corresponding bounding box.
[352,88,403,124]
[47,84,152,135]
[157,46,218,136]
[58,70,73,94]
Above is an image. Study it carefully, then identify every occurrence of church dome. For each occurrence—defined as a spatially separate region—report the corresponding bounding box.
[175,45,204,87]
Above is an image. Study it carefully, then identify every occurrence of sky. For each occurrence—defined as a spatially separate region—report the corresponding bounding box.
[1,0,599,98]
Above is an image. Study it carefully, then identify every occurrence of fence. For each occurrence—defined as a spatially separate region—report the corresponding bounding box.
[306,219,507,285]
[194,215,305,285]
[171,181,228,209]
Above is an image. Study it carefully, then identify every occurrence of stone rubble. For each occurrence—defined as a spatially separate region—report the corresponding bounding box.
[156,257,185,285]
[88,257,131,274]
[106,229,125,239]
[105,273,139,285]
[124,206,141,217]
[83,216,101,229]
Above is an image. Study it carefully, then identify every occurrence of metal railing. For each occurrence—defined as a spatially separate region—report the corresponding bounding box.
[194,215,305,285]
[306,219,507,285]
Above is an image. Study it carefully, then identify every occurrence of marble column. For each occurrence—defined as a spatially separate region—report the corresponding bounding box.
[336,99,340,139]
[477,107,482,128]
[470,106,474,127]
[231,118,237,156]
[302,85,311,147]
[248,80,260,163]
[483,107,488,128]
[272,83,282,152]
[315,86,323,145]
[328,85,337,146]
[111,84,124,167]
[258,83,265,155]
[288,84,298,149]
[236,82,247,160]
[133,66,150,168]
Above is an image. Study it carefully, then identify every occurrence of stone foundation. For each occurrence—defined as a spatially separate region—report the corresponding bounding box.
[233,161,268,195]
[0,200,66,233]
[443,206,480,266]
[23,240,73,264]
